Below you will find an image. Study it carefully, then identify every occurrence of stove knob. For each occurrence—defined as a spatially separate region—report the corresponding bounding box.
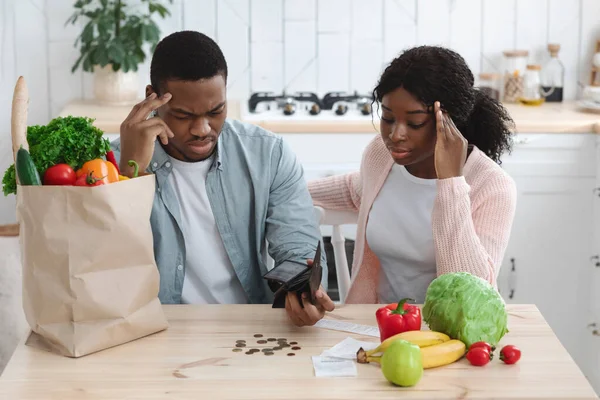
[309,104,321,115]
[335,104,348,116]
[360,102,372,116]
[283,103,296,116]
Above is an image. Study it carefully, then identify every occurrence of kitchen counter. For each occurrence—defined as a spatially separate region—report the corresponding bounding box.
[0,304,597,399]
[59,99,600,135]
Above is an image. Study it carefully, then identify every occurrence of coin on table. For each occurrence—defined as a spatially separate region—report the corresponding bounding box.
[257,340,267,344]
[287,353,295,357]
[289,341,298,345]
[232,348,243,353]
[292,346,301,350]
[264,351,274,356]
[235,343,246,348]
[254,334,263,338]
[261,348,272,353]
[267,338,276,342]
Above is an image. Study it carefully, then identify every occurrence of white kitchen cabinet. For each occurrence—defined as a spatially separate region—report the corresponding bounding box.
[497,133,598,392]
[589,136,600,396]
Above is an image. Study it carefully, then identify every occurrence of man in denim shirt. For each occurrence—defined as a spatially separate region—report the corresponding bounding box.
[112,31,333,327]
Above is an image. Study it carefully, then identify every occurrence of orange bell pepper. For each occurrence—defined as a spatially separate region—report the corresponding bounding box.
[76,159,119,184]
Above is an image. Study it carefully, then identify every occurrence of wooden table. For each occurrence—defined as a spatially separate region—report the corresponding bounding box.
[0,304,597,399]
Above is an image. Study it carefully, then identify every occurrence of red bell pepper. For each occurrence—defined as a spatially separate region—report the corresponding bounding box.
[375,298,422,342]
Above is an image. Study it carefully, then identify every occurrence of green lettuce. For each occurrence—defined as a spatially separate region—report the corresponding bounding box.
[422,272,508,348]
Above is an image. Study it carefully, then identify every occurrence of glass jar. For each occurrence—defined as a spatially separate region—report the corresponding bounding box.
[478,73,502,101]
[503,50,529,103]
[519,64,545,106]
[541,44,564,102]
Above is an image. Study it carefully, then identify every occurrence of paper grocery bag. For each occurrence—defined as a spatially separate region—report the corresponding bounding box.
[16,174,168,358]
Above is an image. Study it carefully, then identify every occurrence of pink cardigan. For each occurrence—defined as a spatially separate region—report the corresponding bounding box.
[308,135,517,304]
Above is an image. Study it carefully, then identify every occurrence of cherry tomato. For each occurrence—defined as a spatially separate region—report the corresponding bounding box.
[470,341,495,353]
[500,345,521,364]
[466,347,491,366]
[43,164,76,186]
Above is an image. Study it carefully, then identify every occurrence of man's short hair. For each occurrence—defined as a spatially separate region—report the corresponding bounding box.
[150,30,228,92]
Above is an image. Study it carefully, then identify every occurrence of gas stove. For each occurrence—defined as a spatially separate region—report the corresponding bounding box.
[241,91,378,121]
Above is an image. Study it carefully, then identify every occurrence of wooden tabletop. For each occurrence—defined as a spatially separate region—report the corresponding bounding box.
[0,304,597,399]
[59,99,600,135]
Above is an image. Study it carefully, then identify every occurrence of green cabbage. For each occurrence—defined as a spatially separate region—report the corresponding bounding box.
[422,272,508,348]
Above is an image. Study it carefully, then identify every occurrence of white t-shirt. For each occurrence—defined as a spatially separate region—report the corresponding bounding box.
[366,164,437,304]
[167,154,249,304]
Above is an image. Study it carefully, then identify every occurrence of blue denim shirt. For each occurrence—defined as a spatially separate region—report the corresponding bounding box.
[111,119,327,304]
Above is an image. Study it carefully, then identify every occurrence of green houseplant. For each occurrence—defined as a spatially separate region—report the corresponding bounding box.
[67,0,173,105]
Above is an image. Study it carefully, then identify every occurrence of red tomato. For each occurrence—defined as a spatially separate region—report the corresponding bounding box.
[466,347,491,366]
[43,164,76,186]
[470,341,495,353]
[74,172,105,187]
[500,345,521,364]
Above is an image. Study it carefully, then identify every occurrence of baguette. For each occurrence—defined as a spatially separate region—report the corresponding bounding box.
[11,76,29,169]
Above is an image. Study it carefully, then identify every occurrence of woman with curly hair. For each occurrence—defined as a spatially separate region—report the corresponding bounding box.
[308,45,517,305]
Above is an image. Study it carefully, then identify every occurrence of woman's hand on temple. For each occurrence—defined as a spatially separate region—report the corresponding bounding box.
[433,101,468,179]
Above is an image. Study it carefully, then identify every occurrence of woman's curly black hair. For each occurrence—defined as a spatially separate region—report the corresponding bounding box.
[373,45,514,163]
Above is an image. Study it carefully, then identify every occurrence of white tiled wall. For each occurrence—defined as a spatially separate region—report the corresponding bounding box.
[0,0,599,223]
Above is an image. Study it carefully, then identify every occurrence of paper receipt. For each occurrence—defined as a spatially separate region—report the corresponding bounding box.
[312,356,357,377]
[313,319,380,337]
[320,337,379,360]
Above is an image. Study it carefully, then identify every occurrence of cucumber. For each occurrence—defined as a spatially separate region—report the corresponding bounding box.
[16,146,41,186]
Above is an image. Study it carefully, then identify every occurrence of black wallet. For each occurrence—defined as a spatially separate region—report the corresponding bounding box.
[263,241,323,308]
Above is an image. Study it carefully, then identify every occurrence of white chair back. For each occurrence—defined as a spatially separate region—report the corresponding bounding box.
[313,206,358,304]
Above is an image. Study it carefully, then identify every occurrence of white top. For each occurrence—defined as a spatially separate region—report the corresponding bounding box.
[366,164,437,304]
[167,154,249,304]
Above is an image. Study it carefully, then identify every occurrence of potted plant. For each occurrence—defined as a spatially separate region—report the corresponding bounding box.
[67,0,173,105]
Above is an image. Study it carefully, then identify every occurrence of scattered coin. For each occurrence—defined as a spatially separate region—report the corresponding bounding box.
[254,334,263,338]
[232,348,243,353]
[289,341,298,345]
[281,344,291,348]
[235,343,246,348]
[292,346,301,350]
[245,351,253,355]
[261,348,272,353]
[272,346,282,351]
[250,348,260,353]
[257,340,267,344]
[277,338,286,341]
[264,352,274,356]
[236,340,246,344]
[287,353,295,357]
[267,338,276,342]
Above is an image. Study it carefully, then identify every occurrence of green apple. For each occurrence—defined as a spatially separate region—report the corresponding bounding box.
[381,339,423,387]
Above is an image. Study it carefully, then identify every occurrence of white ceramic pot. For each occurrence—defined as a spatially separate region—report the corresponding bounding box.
[93,64,139,105]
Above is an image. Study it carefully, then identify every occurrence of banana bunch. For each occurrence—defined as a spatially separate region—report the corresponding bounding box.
[356,330,466,369]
